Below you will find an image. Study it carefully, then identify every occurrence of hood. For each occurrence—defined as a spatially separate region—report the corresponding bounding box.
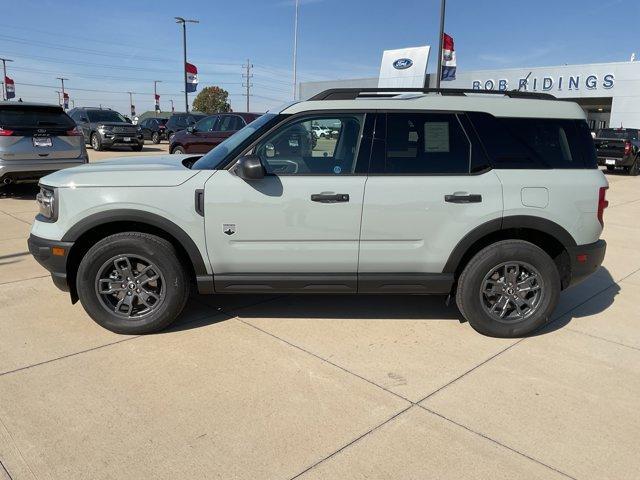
[42,154,202,188]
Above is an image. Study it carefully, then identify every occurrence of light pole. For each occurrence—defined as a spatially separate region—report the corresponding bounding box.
[0,57,13,101]
[175,16,199,113]
[153,80,162,112]
[292,0,299,100]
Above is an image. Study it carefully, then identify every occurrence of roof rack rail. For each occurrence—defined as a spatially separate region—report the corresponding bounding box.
[308,88,556,101]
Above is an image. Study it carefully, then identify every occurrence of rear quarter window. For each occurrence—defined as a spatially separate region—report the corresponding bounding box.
[468,113,596,169]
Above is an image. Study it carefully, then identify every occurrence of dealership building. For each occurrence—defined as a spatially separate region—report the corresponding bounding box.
[299,61,640,130]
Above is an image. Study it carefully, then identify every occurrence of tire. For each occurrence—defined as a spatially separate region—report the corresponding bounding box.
[606,166,615,172]
[131,144,144,152]
[172,146,185,154]
[628,157,639,176]
[90,132,103,151]
[76,232,189,334]
[456,240,560,338]
[151,131,160,144]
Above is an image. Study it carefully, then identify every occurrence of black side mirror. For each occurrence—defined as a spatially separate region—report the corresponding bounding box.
[80,117,89,122]
[235,155,265,180]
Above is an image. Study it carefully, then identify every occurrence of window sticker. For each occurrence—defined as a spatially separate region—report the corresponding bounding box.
[424,122,450,152]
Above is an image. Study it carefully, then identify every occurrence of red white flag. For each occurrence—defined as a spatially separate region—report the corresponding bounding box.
[441,33,457,81]
[4,76,15,99]
[186,63,198,93]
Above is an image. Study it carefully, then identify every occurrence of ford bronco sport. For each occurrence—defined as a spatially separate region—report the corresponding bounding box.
[28,88,608,338]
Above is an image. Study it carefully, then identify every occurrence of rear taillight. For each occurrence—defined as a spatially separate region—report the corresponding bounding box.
[624,141,632,156]
[0,127,14,136]
[66,127,82,136]
[597,186,609,227]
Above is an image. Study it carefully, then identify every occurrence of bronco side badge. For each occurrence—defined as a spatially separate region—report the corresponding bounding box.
[223,224,236,235]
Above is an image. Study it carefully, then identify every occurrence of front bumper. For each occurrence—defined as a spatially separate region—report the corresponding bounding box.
[27,234,74,292]
[0,157,88,182]
[568,239,606,287]
[99,133,144,146]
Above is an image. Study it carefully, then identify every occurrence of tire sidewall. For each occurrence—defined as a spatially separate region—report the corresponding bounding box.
[152,132,160,144]
[457,241,560,338]
[76,234,188,334]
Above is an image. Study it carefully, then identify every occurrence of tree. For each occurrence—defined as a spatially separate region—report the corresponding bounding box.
[192,86,232,114]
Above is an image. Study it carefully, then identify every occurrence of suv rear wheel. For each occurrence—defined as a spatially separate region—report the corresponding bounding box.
[151,131,160,144]
[76,232,189,334]
[456,240,560,338]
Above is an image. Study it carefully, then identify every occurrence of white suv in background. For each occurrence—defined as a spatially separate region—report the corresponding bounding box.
[28,88,608,338]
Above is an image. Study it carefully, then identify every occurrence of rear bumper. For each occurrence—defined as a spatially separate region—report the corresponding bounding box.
[0,157,87,182]
[27,234,73,292]
[598,156,633,167]
[568,239,606,287]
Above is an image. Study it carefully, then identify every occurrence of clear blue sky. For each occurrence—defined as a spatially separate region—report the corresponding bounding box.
[1,0,638,114]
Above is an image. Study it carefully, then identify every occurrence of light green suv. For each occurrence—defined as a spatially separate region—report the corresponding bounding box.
[28,88,608,337]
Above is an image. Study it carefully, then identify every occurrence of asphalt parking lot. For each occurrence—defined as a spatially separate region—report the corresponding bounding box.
[1,145,639,479]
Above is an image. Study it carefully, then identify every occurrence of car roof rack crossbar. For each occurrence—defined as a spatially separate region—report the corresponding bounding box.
[308,88,556,101]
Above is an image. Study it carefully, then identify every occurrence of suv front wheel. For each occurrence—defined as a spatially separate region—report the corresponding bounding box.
[76,232,189,334]
[90,132,103,151]
[456,240,560,338]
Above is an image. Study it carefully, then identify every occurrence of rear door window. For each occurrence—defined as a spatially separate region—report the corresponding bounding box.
[371,112,471,174]
[468,113,595,169]
[0,106,74,129]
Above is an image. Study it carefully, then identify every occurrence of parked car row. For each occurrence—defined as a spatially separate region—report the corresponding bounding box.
[170,112,261,154]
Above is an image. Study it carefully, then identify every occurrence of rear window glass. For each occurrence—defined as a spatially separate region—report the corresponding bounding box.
[371,112,470,174]
[0,106,74,128]
[468,113,596,169]
[597,129,638,141]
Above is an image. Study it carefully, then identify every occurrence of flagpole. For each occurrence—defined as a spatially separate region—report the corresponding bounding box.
[175,17,199,113]
[435,0,446,90]
[292,0,299,100]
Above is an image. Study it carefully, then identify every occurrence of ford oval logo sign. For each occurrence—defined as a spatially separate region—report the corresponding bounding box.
[393,58,413,70]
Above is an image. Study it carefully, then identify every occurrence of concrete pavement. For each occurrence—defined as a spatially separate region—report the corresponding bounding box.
[1,152,639,479]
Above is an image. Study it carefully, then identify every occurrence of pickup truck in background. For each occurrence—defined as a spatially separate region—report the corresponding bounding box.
[595,128,640,175]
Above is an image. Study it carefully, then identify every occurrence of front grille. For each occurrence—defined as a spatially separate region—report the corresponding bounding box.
[113,126,136,134]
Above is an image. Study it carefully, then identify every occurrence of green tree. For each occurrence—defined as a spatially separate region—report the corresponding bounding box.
[192,86,232,114]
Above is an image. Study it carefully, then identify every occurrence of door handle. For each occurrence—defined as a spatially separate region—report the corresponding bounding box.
[311,193,350,203]
[445,193,482,204]
[194,189,205,216]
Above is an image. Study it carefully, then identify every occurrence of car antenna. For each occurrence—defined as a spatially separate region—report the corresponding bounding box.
[517,72,532,92]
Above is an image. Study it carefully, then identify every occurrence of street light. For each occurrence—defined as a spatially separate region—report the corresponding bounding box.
[175,16,199,113]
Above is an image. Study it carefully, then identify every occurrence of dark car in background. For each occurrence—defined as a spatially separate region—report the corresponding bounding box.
[69,107,144,151]
[169,112,262,154]
[138,117,168,144]
[595,128,640,175]
[165,112,207,143]
[0,102,87,186]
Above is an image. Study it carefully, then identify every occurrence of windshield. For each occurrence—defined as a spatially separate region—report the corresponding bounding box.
[192,113,280,170]
[87,110,128,123]
[597,129,638,141]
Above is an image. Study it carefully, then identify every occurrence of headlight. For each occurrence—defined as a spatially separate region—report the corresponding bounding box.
[98,125,113,131]
[36,186,57,221]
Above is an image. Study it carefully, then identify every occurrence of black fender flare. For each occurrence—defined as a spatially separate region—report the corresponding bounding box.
[442,215,577,274]
[61,209,208,276]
